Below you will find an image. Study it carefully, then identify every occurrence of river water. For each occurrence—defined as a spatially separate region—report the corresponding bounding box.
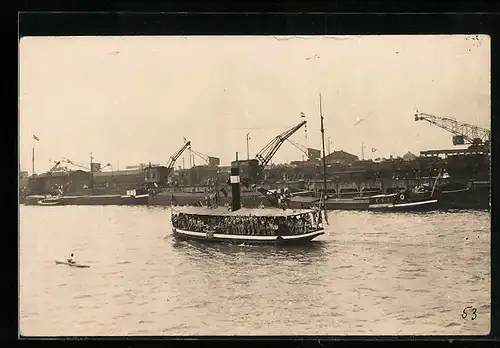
[19,205,490,336]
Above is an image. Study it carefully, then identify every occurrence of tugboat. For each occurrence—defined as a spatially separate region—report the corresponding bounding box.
[366,183,439,212]
[170,156,325,245]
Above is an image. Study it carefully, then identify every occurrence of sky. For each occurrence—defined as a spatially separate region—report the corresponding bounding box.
[19,35,490,173]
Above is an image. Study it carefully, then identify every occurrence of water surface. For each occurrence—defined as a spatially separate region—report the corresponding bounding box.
[19,206,490,336]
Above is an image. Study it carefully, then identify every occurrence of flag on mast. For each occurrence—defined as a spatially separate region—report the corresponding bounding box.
[33,134,40,141]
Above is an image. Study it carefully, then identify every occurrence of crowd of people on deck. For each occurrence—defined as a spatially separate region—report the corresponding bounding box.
[171,209,323,236]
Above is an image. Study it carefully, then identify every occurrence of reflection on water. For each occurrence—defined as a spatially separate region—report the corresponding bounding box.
[19,206,490,336]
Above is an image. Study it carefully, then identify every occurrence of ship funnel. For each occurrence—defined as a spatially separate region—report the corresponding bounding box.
[231,153,241,212]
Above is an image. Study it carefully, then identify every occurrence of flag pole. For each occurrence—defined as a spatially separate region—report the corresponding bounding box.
[32,134,40,176]
[32,146,35,176]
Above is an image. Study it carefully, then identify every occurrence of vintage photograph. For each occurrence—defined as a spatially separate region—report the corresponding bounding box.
[19,35,490,336]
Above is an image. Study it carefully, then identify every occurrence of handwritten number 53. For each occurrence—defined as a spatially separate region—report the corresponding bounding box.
[462,306,477,320]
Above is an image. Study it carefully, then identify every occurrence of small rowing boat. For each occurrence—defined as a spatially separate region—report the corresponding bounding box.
[55,260,90,268]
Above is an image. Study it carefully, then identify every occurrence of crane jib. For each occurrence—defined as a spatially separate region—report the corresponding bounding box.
[415,112,490,145]
[255,120,307,170]
[166,141,191,171]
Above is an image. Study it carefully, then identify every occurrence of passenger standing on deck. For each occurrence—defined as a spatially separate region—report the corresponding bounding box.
[249,217,253,235]
[251,216,257,235]
[244,217,250,235]
[232,218,236,234]
[237,218,242,235]
[263,218,270,235]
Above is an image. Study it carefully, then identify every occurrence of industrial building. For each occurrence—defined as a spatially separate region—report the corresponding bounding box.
[323,150,359,165]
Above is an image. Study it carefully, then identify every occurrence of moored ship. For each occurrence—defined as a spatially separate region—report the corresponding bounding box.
[31,191,149,206]
[22,156,152,207]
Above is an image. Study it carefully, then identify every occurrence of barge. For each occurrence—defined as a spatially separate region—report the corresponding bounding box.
[25,190,149,206]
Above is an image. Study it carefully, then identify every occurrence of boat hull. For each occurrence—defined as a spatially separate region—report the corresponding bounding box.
[28,194,149,206]
[324,198,370,210]
[55,260,90,268]
[368,199,439,212]
[172,227,324,245]
[438,188,490,210]
[23,195,49,205]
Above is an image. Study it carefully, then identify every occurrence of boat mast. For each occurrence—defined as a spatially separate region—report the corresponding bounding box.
[319,94,327,197]
[319,94,329,224]
[431,168,442,197]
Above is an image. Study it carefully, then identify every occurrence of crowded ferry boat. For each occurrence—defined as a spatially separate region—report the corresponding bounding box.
[170,159,325,245]
[171,206,325,244]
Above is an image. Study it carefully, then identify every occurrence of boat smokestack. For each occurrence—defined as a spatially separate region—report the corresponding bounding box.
[231,153,241,212]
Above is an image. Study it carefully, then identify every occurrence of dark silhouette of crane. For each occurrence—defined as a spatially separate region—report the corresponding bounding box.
[47,161,62,175]
[189,148,220,167]
[414,112,490,150]
[141,139,192,191]
[166,140,191,177]
[62,158,91,171]
[232,120,307,185]
[285,138,321,161]
[255,120,307,171]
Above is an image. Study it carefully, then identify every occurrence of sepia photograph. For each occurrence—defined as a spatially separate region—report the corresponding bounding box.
[19,34,490,336]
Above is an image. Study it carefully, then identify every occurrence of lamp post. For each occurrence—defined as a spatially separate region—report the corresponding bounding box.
[246,133,251,160]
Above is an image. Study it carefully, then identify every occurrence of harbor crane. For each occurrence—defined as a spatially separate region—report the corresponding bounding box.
[190,148,219,167]
[232,120,307,186]
[142,139,192,190]
[414,112,491,149]
[166,140,191,176]
[255,120,307,172]
[62,158,90,171]
[46,161,62,176]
